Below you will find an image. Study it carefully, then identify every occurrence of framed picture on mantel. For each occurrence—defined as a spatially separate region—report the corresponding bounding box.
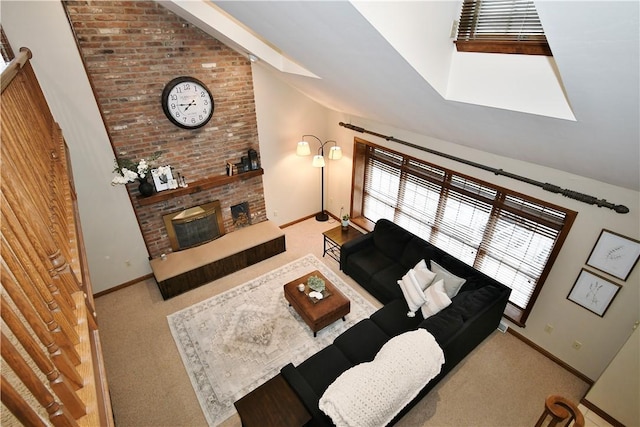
[586,229,640,281]
[152,166,174,192]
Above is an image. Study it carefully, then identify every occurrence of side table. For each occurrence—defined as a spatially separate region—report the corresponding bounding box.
[322,225,364,264]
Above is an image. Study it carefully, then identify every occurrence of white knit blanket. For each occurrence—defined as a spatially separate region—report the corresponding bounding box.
[318,329,444,427]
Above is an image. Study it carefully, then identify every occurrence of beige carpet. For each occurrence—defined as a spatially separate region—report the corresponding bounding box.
[94,217,589,427]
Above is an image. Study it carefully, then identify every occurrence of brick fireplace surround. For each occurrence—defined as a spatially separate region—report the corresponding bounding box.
[64,1,267,259]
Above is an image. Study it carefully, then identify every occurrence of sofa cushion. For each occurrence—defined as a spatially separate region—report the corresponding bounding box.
[420,279,452,318]
[430,260,466,298]
[400,237,438,270]
[419,308,465,346]
[370,299,423,337]
[297,344,354,397]
[368,263,408,302]
[454,285,505,321]
[333,319,390,365]
[373,219,414,261]
[346,246,395,286]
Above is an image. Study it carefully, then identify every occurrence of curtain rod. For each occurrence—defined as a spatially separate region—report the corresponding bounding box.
[338,122,629,214]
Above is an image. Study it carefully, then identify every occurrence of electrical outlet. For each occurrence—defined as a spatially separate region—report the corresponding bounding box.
[125,260,131,267]
[572,340,582,350]
[273,210,278,217]
[544,324,554,334]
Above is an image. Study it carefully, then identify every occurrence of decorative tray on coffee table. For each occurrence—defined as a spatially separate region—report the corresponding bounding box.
[302,286,332,304]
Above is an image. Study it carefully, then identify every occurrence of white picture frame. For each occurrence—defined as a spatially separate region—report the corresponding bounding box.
[586,229,640,281]
[567,269,621,317]
[151,166,173,192]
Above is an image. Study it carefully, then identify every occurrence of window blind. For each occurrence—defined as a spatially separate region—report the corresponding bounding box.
[363,147,401,222]
[355,140,575,325]
[456,0,551,55]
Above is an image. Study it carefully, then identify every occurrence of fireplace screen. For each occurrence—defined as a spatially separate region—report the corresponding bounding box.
[163,201,226,251]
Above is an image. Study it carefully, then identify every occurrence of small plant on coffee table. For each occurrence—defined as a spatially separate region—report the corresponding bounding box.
[307,275,326,292]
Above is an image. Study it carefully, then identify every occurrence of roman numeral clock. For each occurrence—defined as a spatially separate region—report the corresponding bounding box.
[161,76,214,129]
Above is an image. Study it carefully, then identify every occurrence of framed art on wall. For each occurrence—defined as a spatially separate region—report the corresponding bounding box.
[586,229,640,281]
[567,269,621,317]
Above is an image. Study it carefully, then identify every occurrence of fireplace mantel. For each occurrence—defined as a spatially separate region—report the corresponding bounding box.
[136,168,264,206]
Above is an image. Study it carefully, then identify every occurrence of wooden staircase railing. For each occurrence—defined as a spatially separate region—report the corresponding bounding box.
[1,48,114,427]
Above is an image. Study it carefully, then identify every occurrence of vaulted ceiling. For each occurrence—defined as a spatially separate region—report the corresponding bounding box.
[163,1,639,191]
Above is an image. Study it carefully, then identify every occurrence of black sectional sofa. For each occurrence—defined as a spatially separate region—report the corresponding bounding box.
[281,219,511,426]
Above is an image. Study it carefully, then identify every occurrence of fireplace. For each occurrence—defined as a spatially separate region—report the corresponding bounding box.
[231,201,251,228]
[163,200,226,251]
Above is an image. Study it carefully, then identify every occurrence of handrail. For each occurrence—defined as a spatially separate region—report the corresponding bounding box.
[1,47,114,427]
[339,122,629,214]
[534,395,585,427]
[1,47,31,93]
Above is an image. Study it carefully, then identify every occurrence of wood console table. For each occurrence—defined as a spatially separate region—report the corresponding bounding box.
[149,220,285,299]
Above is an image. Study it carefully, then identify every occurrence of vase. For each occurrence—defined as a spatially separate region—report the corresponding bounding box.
[137,177,154,197]
[341,220,349,230]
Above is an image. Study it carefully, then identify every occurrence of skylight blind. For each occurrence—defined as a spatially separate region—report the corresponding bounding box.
[456,0,551,55]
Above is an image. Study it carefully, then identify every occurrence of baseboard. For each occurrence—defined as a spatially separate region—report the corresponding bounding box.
[280,214,320,228]
[506,327,593,385]
[94,273,154,298]
[580,398,625,427]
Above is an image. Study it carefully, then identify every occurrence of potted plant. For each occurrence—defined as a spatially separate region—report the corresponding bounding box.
[341,214,350,230]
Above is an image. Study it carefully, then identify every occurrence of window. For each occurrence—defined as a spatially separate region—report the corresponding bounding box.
[352,139,576,326]
[455,0,552,56]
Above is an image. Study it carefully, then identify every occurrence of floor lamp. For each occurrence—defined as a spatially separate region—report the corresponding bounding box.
[296,135,342,221]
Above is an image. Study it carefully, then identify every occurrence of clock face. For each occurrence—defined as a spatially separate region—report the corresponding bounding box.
[161,76,214,129]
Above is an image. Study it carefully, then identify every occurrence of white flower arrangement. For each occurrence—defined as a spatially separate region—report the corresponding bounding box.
[111,152,161,185]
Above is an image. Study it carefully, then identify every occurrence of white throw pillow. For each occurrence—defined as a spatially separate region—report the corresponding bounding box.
[412,259,437,290]
[420,279,452,318]
[430,261,466,298]
[397,269,427,316]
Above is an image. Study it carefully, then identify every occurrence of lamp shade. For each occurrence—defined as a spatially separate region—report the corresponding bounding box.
[312,155,325,167]
[296,141,311,156]
[328,146,342,160]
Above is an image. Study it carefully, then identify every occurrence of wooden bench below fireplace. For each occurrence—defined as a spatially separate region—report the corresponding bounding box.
[150,220,285,299]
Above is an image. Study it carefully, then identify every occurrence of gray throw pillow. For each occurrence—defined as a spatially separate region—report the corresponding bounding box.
[429,261,466,298]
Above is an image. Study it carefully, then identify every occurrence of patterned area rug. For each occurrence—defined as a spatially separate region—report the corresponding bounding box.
[167,254,377,426]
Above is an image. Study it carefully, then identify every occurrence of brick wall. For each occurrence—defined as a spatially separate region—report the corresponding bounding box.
[64,1,266,258]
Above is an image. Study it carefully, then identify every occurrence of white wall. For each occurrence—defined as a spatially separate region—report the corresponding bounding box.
[2,1,152,294]
[251,64,331,225]
[586,327,639,426]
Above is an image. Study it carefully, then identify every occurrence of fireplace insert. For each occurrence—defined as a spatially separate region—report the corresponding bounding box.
[162,200,226,251]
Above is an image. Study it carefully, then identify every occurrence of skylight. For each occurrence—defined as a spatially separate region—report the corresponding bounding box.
[352,1,575,120]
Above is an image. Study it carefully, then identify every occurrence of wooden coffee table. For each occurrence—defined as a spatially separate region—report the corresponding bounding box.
[283,270,350,337]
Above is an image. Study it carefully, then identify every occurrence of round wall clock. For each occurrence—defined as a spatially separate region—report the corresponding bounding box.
[161,76,214,129]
